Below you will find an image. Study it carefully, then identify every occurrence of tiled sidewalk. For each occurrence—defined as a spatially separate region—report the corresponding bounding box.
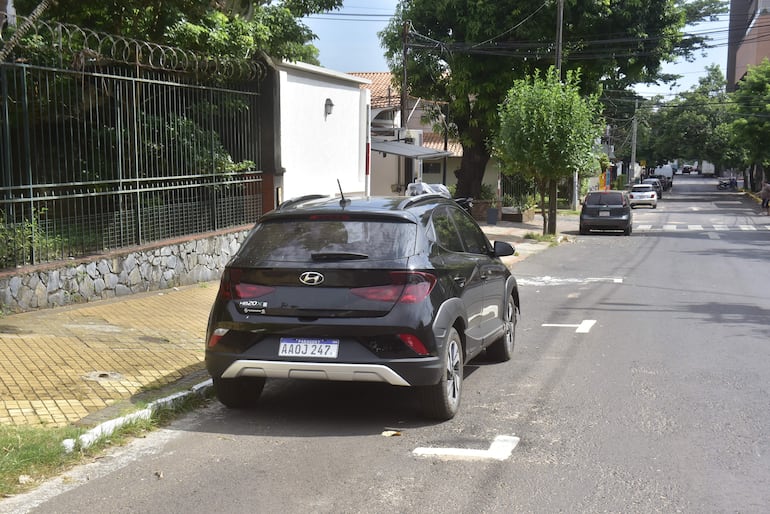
[0,284,218,426]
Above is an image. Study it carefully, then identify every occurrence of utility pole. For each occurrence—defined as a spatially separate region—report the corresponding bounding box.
[555,0,577,210]
[401,20,409,134]
[630,99,638,186]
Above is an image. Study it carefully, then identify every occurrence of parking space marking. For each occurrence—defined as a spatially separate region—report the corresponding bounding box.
[688,224,704,231]
[739,225,757,231]
[542,319,597,333]
[413,435,520,461]
[517,276,622,287]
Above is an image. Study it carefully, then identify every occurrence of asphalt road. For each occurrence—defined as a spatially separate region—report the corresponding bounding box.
[9,176,770,514]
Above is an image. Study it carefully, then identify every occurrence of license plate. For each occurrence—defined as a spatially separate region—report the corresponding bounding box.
[599,211,610,216]
[279,337,339,358]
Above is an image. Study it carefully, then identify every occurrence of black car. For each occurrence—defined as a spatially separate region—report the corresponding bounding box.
[205,193,520,420]
[579,190,633,235]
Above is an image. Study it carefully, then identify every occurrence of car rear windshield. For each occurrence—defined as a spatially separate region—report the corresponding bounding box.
[585,192,623,205]
[239,218,417,262]
[632,185,652,191]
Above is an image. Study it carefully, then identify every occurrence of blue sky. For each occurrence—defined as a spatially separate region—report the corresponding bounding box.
[305,1,730,98]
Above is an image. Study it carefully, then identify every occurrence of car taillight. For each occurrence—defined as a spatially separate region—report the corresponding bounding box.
[219,268,275,300]
[351,271,437,304]
[398,333,430,355]
[207,328,228,348]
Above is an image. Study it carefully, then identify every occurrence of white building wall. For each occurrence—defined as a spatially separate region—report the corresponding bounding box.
[278,62,369,200]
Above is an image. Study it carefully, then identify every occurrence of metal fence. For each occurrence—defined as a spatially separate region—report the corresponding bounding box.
[1,19,266,270]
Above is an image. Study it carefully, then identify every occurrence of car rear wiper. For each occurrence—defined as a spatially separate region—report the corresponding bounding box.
[311,252,369,261]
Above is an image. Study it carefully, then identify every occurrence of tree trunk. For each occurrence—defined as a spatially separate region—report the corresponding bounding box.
[454,140,490,199]
[547,179,558,235]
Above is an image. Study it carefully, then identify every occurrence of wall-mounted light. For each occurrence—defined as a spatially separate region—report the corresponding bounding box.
[324,98,334,117]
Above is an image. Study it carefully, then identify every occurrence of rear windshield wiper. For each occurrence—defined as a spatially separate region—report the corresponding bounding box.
[311,252,369,261]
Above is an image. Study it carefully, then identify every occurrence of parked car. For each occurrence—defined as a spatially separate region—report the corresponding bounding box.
[205,193,521,420]
[579,190,633,235]
[629,184,658,209]
[642,178,664,199]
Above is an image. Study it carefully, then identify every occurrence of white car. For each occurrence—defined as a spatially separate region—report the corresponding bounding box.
[629,184,657,208]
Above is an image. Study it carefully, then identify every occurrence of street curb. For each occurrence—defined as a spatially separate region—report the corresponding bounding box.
[61,379,213,453]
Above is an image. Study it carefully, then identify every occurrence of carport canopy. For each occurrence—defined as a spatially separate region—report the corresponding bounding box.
[371,140,452,161]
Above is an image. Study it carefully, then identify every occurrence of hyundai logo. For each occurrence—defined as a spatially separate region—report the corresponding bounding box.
[299,271,325,286]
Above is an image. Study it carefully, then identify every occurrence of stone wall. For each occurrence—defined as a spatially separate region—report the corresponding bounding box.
[0,227,251,313]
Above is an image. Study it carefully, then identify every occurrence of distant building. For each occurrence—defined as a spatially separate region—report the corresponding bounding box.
[727,0,770,91]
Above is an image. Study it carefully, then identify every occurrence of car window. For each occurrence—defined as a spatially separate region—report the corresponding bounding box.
[430,206,465,253]
[632,185,652,191]
[585,192,623,205]
[239,219,417,262]
[449,207,489,254]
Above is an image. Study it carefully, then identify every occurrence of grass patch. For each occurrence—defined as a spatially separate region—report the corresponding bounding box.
[0,391,210,498]
[523,232,558,243]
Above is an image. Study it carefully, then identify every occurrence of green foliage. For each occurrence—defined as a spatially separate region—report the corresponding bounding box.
[496,67,602,234]
[0,209,63,268]
[13,0,343,63]
[642,65,736,170]
[731,58,770,169]
[380,0,723,199]
[496,67,603,184]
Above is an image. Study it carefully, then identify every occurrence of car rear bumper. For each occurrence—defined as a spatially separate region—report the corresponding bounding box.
[219,359,414,386]
[206,351,443,387]
[580,214,631,230]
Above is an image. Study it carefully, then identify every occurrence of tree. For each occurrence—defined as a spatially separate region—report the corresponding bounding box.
[11,0,342,63]
[732,58,770,190]
[380,0,726,199]
[496,67,602,235]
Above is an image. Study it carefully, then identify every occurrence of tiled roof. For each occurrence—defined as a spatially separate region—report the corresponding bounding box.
[349,71,462,157]
[348,72,400,109]
[422,131,463,157]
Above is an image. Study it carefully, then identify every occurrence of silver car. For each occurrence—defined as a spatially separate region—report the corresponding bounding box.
[629,184,658,209]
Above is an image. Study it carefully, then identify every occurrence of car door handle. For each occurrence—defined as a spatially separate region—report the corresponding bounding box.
[453,276,466,287]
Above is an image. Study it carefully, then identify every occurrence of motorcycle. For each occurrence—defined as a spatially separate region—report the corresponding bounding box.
[717,178,737,191]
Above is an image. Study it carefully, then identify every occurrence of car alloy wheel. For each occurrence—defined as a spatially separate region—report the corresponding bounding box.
[420,327,463,420]
[486,295,516,362]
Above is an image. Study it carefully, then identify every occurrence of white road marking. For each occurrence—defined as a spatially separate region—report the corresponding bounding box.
[688,224,704,231]
[637,224,652,230]
[517,276,623,287]
[413,435,520,461]
[542,320,597,333]
[707,232,721,240]
[739,225,756,231]
[713,225,728,231]
[663,224,677,231]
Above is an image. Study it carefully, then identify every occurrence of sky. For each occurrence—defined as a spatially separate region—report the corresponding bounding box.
[305,0,730,99]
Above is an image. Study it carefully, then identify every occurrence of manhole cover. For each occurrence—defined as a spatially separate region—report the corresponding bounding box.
[82,371,125,382]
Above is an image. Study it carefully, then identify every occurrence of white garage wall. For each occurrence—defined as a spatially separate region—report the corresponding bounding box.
[277,62,370,200]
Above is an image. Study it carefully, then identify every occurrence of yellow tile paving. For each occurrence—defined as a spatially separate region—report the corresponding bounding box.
[0,283,218,427]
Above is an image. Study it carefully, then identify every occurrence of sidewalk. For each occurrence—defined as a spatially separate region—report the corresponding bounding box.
[0,214,578,427]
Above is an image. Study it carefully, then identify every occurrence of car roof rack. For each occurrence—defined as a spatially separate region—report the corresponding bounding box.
[277,194,330,210]
[399,193,448,209]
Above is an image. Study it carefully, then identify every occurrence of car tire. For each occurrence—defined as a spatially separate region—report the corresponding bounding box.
[486,295,517,362]
[579,224,588,235]
[420,327,463,420]
[624,224,632,236]
[213,376,265,408]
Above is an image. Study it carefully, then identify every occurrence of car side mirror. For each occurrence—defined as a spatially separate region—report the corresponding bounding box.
[493,240,515,257]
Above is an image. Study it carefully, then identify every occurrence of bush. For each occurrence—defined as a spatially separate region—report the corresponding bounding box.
[0,209,62,268]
